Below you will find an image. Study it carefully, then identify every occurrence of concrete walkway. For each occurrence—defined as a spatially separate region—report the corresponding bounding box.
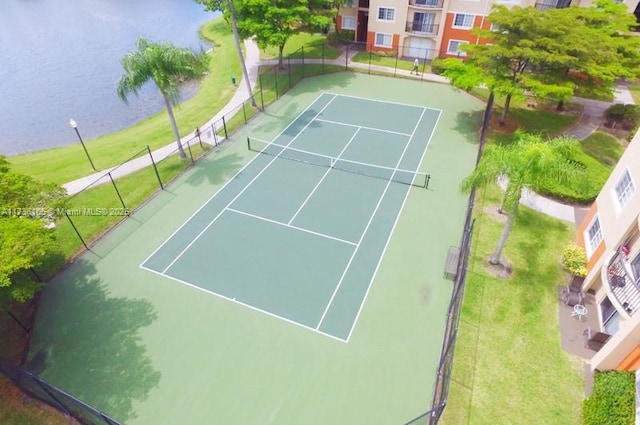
[63,39,261,195]
[61,40,635,226]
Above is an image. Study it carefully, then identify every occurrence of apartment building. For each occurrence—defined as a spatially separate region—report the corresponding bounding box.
[336,0,640,60]
[576,130,640,372]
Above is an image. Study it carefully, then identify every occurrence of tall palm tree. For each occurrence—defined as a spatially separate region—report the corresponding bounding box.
[117,39,210,158]
[462,132,585,265]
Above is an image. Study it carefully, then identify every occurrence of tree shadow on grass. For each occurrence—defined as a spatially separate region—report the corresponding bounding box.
[26,259,160,422]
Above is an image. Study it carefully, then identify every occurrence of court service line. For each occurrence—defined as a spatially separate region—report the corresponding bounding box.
[287,127,362,225]
[323,92,443,113]
[345,108,443,343]
[160,95,339,274]
[314,118,411,137]
[139,264,348,344]
[139,93,336,269]
[316,107,429,331]
[226,208,357,246]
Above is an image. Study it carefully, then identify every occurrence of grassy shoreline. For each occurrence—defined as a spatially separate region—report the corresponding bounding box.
[9,18,241,185]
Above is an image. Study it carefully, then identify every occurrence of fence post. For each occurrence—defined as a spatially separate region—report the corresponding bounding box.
[186,141,194,164]
[222,116,228,139]
[242,102,247,124]
[368,50,372,75]
[7,311,30,336]
[195,127,203,149]
[259,81,265,110]
[301,46,305,78]
[274,66,278,99]
[421,48,429,81]
[65,212,89,250]
[322,43,325,74]
[394,49,399,77]
[211,123,219,147]
[345,44,349,70]
[108,172,126,210]
[288,56,292,90]
[34,375,73,417]
[147,146,164,190]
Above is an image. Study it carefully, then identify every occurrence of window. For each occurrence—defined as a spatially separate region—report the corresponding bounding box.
[377,7,395,21]
[585,216,603,257]
[375,33,393,47]
[412,12,436,33]
[341,16,356,30]
[614,169,635,209]
[453,13,474,28]
[632,254,640,283]
[415,0,441,6]
[600,296,620,335]
[447,40,468,56]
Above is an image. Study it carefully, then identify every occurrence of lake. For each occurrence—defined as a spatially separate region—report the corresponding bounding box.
[0,0,219,155]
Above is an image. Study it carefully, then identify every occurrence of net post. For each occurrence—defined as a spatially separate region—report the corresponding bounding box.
[426,174,431,189]
[65,211,88,250]
[108,172,127,210]
[147,146,163,190]
[247,137,251,151]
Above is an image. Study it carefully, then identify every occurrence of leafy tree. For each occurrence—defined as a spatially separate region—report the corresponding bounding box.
[195,0,256,107]
[461,133,585,265]
[0,156,65,305]
[117,39,210,158]
[227,0,335,67]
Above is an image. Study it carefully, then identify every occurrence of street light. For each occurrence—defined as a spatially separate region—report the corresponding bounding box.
[69,119,96,171]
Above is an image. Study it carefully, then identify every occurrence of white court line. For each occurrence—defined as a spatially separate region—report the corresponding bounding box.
[316,106,428,331]
[288,127,362,225]
[345,108,442,343]
[139,264,347,343]
[226,208,357,246]
[160,95,339,274]
[314,118,411,137]
[324,92,443,113]
[139,92,335,270]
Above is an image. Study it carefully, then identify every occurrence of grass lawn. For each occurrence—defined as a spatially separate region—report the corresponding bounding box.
[627,82,640,105]
[441,184,584,425]
[351,51,430,73]
[260,32,340,60]
[580,131,626,167]
[9,18,241,185]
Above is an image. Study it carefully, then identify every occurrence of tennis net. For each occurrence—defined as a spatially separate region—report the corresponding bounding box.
[247,137,430,189]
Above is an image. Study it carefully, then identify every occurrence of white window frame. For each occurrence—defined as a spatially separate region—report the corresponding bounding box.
[341,15,356,30]
[452,13,474,29]
[584,216,603,258]
[377,7,396,22]
[613,168,635,211]
[447,39,468,56]
[374,32,393,47]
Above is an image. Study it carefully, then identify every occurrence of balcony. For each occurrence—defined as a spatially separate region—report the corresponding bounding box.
[405,21,439,36]
[534,0,571,10]
[408,0,444,8]
[606,252,640,316]
[358,0,369,8]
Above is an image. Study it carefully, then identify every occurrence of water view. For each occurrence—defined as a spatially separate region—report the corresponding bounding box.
[0,0,219,155]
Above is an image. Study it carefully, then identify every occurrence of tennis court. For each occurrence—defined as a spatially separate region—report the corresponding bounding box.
[27,73,483,424]
[141,93,440,341]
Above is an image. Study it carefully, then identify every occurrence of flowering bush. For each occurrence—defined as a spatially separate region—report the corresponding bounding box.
[562,244,587,277]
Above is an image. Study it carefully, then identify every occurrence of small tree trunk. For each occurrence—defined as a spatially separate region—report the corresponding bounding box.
[278,45,285,69]
[499,93,512,127]
[163,95,186,159]
[489,212,513,265]
[228,0,256,107]
[556,100,564,111]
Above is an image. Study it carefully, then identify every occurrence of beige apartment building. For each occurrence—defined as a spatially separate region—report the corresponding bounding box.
[575,130,640,372]
[336,0,640,60]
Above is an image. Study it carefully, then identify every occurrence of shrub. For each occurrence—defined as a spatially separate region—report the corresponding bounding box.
[583,371,635,425]
[605,104,640,132]
[327,30,355,46]
[562,244,587,277]
[430,57,446,75]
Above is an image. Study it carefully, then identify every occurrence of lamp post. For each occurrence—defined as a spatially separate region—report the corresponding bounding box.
[69,119,96,171]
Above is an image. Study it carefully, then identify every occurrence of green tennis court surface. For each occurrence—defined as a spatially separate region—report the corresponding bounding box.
[141,93,440,341]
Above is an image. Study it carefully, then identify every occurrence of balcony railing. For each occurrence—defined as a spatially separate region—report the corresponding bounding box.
[409,0,444,8]
[358,0,369,8]
[405,21,439,36]
[535,0,571,10]
[607,252,640,316]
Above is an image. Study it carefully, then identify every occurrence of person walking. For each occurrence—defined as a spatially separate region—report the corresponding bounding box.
[411,58,420,75]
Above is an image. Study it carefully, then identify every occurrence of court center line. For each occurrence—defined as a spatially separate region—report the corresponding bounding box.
[346,108,442,343]
[140,264,347,344]
[314,118,411,137]
[316,107,428,331]
[160,95,339,274]
[226,208,357,246]
[139,93,336,270]
[287,127,362,225]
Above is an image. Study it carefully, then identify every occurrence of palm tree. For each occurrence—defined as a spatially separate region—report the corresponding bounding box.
[117,39,210,158]
[462,132,585,265]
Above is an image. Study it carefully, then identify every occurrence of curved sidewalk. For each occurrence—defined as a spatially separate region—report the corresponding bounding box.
[62,39,261,196]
